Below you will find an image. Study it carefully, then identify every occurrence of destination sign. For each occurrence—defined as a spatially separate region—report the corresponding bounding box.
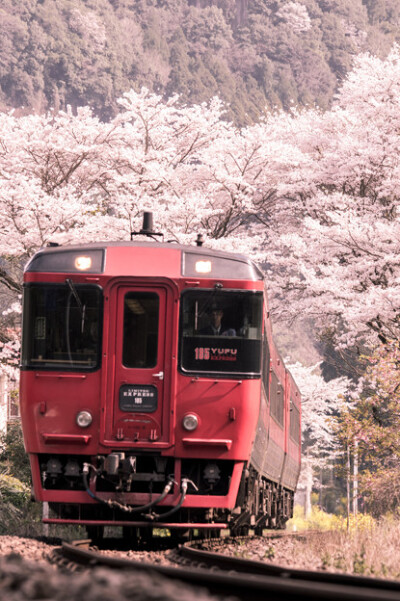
[119,384,158,413]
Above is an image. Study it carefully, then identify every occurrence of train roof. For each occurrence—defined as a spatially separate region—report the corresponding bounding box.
[25,240,265,282]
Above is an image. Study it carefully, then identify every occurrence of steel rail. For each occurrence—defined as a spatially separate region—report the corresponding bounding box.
[178,542,400,593]
[55,541,400,601]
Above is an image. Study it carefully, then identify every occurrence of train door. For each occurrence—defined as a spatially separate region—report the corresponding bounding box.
[102,284,172,445]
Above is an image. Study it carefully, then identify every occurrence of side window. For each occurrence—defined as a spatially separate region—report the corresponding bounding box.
[270,371,284,426]
[123,292,159,368]
[290,402,300,444]
[262,331,270,398]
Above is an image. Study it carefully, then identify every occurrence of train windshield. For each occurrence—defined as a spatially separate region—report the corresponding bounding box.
[21,284,102,371]
[180,290,263,376]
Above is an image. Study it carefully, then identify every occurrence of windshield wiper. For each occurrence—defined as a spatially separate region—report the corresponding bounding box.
[66,278,86,333]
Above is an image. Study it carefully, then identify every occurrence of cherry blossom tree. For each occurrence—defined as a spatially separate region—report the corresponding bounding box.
[276,1,312,33]
[2,46,399,358]
[0,88,304,377]
[0,87,306,273]
[289,362,349,454]
[2,45,400,496]
[267,46,400,349]
[287,361,350,513]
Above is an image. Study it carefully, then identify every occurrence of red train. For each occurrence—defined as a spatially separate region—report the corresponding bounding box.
[19,214,301,538]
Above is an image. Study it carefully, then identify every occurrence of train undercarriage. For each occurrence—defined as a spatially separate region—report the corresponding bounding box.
[39,451,294,539]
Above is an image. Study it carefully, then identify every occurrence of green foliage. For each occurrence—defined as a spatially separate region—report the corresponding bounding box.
[353,545,367,574]
[0,422,42,535]
[0,472,41,535]
[0,421,31,485]
[334,343,400,516]
[0,472,29,505]
[288,505,338,531]
[288,504,376,532]
[182,6,233,53]
[0,0,399,123]
[264,546,275,559]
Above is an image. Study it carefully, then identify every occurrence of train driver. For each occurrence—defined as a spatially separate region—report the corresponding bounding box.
[200,304,236,337]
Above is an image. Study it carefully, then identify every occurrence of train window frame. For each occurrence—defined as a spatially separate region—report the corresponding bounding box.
[178,289,263,378]
[122,291,159,369]
[290,401,301,445]
[21,283,103,372]
[270,371,284,427]
[262,329,271,399]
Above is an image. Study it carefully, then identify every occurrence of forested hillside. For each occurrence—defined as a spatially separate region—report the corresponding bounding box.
[1,0,399,123]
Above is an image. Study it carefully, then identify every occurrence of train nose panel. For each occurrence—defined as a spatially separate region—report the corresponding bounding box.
[113,416,161,442]
[102,283,172,445]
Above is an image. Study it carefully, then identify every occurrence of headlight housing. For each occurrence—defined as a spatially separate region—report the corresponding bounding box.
[76,410,93,428]
[182,413,199,431]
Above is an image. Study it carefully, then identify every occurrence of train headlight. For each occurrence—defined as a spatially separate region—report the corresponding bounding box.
[182,413,199,431]
[74,255,92,271]
[195,260,212,274]
[76,410,93,428]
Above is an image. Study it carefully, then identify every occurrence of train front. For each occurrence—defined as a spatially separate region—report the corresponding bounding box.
[19,241,265,535]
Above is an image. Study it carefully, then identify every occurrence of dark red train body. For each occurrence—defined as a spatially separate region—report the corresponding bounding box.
[20,229,301,536]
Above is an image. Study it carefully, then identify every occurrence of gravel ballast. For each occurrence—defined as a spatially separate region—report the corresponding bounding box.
[0,532,350,600]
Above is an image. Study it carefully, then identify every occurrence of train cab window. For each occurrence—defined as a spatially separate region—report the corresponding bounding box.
[180,290,263,376]
[122,292,159,368]
[21,284,102,371]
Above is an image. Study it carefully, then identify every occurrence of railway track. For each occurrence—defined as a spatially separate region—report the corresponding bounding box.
[50,537,400,601]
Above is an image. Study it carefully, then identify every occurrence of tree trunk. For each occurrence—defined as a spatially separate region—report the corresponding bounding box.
[353,439,358,517]
[346,443,351,532]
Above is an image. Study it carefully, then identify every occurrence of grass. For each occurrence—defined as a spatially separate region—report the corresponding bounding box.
[287,504,375,532]
[286,506,400,580]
